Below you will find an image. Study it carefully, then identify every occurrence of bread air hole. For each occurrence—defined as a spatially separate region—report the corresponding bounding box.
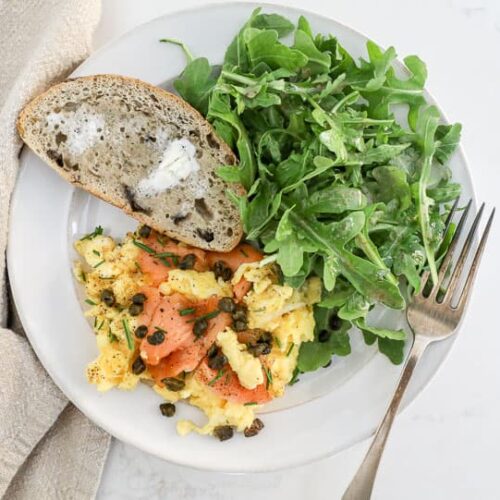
[194,198,213,221]
[196,228,214,243]
[206,133,220,150]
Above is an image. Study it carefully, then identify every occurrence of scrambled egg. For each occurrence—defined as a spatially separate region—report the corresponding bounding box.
[75,230,320,439]
[159,269,232,300]
[217,328,264,389]
[239,263,320,397]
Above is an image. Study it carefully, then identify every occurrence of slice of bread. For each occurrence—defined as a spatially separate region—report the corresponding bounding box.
[17,74,244,251]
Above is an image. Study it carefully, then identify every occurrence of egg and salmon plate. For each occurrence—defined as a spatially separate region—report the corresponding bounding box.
[74,224,321,441]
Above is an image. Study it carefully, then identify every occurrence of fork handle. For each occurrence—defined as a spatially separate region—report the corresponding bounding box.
[342,335,429,500]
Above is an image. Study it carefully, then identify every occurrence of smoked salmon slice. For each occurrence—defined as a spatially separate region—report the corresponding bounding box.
[195,357,271,404]
[147,297,232,381]
[140,293,196,365]
[136,231,208,286]
[137,286,162,326]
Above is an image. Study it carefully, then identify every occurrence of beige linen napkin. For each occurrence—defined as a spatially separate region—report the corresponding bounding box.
[0,1,111,498]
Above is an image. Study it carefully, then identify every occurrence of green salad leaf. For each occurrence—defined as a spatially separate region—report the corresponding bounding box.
[163,7,461,370]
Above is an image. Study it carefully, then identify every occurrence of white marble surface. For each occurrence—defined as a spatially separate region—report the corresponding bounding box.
[94,1,500,499]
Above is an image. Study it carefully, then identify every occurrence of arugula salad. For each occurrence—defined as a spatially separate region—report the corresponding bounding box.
[163,9,461,373]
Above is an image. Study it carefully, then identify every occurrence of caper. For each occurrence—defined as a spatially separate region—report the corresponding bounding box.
[213,425,234,442]
[233,319,248,332]
[159,402,176,417]
[132,356,146,375]
[100,289,115,307]
[162,377,185,391]
[329,314,342,331]
[207,343,218,359]
[232,304,248,321]
[218,296,236,313]
[244,418,264,438]
[138,225,151,238]
[132,293,146,305]
[134,325,148,339]
[208,351,228,370]
[193,318,208,338]
[179,253,196,270]
[258,331,273,345]
[247,343,271,357]
[129,303,144,316]
[318,329,330,343]
[213,260,233,281]
[147,330,165,345]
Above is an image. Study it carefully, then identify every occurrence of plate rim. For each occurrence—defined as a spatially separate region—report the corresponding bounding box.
[7,1,476,472]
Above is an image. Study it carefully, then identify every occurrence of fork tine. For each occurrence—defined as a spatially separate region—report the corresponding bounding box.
[442,203,485,303]
[415,270,430,297]
[428,199,472,298]
[444,196,461,232]
[456,208,495,311]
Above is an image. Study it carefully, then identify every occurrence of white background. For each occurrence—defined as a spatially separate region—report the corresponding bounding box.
[95,1,500,499]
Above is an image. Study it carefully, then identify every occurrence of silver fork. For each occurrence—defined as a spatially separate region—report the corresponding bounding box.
[343,199,495,500]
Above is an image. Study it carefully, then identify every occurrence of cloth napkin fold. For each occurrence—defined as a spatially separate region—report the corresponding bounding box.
[0,1,111,498]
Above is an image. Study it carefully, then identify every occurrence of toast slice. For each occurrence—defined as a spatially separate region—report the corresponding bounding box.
[17,74,244,251]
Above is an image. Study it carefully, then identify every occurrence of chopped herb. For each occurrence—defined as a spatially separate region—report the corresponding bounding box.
[187,309,220,323]
[97,320,105,331]
[108,332,118,343]
[155,251,178,258]
[154,326,167,334]
[134,261,142,272]
[132,239,156,254]
[179,307,197,316]
[240,247,249,257]
[286,343,295,357]
[158,257,172,268]
[93,260,105,268]
[132,240,178,266]
[156,234,168,246]
[122,318,134,350]
[264,366,273,389]
[80,225,104,241]
[208,369,225,386]
[80,270,87,282]
[244,402,258,406]
[289,367,300,385]
[85,299,97,306]
[93,317,97,327]
[274,336,282,349]
[92,249,101,256]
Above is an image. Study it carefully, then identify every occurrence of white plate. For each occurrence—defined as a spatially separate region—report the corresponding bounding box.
[7,2,474,472]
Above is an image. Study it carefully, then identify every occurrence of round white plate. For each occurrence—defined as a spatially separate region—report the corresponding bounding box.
[7,2,474,472]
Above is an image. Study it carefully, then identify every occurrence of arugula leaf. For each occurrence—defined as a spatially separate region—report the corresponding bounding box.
[174,58,218,115]
[208,93,256,189]
[297,308,351,372]
[355,318,406,364]
[306,185,367,216]
[293,17,331,75]
[435,123,462,164]
[285,203,405,308]
[370,165,412,210]
[251,12,295,36]
[415,105,441,284]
